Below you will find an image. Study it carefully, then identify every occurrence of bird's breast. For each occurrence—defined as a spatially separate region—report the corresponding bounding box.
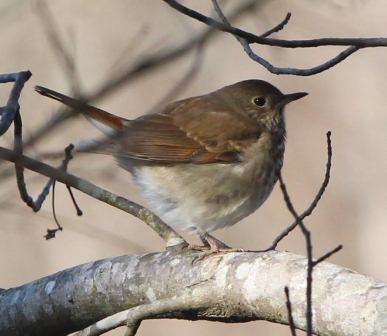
[131,133,284,233]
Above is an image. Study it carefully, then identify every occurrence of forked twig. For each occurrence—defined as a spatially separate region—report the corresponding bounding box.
[164,0,387,75]
[277,132,342,336]
[266,132,332,251]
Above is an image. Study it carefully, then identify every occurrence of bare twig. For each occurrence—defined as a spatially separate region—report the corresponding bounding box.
[47,180,63,240]
[212,1,289,39]
[284,286,297,336]
[260,12,291,38]
[265,131,332,251]
[279,170,343,335]
[0,146,185,247]
[213,0,360,75]
[13,108,54,212]
[164,0,387,48]
[312,244,343,266]
[12,88,76,217]
[164,0,387,75]
[277,132,342,336]
[46,144,80,240]
[0,71,31,136]
[278,172,314,336]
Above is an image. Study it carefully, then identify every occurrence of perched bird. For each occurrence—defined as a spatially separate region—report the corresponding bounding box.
[35,80,307,253]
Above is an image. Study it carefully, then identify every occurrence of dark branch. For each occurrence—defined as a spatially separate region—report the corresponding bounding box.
[0,71,31,136]
[312,244,343,266]
[46,144,79,240]
[277,172,314,336]
[164,0,387,48]
[260,12,292,38]
[284,286,297,336]
[0,146,185,247]
[165,0,386,75]
[277,131,342,336]
[266,131,332,250]
[13,107,56,212]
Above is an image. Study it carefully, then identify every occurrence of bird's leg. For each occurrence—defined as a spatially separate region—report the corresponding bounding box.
[188,232,229,251]
[189,232,244,261]
[200,232,231,250]
[187,233,210,251]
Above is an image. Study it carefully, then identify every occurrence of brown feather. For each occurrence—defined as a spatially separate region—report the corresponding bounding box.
[35,86,126,130]
[35,85,263,164]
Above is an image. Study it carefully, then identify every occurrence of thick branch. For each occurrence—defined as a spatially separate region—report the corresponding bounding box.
[0,250,386,336]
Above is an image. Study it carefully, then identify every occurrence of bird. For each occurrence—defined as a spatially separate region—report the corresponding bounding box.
[35,80,307,254]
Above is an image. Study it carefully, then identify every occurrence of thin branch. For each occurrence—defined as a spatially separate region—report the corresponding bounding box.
[164,0,386,75]
[266,131,332,251]
[0,71,31,136]
[237,42,360,76]
[213,0,355,76]
[212,0,360,75]
[13,107,55,212]
[163,0,387,48]
[212,1,289,39]
[277,132,340,336]
[46,144,79,240]
[278,172,313,336]
[0,146,186,247]
[260,12,292,38]
[48,180,63,239]
[284,286,297,336]
[312,244,343,266]
[12,89,76,217]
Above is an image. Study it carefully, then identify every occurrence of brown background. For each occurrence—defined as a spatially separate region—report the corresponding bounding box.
[1,0,386,335]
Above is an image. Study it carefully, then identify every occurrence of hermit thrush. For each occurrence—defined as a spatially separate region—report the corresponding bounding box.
[35,80,307,252]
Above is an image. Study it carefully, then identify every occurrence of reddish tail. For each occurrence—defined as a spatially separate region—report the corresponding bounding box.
[35,86,127,130]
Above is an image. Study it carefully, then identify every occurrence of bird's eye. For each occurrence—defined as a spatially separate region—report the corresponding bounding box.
[253,96,266,107]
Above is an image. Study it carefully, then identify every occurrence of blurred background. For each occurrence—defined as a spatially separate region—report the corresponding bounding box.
[0,0,386,335]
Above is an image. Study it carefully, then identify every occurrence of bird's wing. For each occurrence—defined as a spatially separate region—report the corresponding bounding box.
[106,97,262,164]
[35,86,262,164]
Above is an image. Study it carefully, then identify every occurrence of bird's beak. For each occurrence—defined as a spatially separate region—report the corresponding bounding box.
[278,92,308,107]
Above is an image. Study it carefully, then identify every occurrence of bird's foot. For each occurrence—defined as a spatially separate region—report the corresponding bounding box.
[193,247,244,262]
[188,233,244,262]
[187,244,210,251]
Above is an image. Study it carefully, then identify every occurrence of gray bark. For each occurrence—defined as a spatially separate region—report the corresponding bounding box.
[1,249,386,336]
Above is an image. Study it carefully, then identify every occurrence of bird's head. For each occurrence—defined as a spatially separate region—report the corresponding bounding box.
[216,79,308,132]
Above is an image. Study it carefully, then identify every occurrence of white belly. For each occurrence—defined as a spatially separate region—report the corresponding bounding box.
[131,140,283,234]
